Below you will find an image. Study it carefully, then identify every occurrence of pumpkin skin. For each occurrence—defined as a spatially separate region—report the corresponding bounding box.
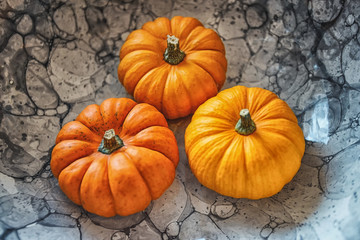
[50,98,179,217]
[118,16,227,119]
[185,86,305,199]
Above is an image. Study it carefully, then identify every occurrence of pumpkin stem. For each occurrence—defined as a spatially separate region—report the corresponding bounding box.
[235,109,256,135]
[163,35,185,65]
[98,129,124,154]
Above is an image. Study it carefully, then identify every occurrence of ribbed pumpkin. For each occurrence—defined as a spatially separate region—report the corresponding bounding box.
[118,16,227,119]
[50,98,179,217]
[185,86,305,199]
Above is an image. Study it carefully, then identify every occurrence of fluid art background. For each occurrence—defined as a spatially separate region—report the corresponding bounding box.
[0,0,359,239]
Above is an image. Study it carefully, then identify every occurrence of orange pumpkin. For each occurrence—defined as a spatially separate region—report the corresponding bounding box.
[50,98,179,217]
[118,16,227,119]
[185,86,305,199]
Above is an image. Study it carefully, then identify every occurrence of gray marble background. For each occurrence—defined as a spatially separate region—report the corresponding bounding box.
[0,0,359,239]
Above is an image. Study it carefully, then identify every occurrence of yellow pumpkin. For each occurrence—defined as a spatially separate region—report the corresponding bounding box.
[185,86,305,199]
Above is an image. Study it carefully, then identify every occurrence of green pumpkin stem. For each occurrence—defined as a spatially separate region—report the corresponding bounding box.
[235,109,256,135]
[163,35,185,65]
[98,129,124,154]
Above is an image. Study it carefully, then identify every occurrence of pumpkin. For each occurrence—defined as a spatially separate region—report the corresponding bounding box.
[118,16,227,119]
[50,98,179,217]
[185,86,305,199]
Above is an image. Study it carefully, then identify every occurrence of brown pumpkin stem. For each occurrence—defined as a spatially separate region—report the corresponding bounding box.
[98,129,124,154]
[235,109,256,135]
[163,35,185,65]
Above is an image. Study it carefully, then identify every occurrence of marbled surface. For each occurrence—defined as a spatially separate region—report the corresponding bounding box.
[0,0,359,239]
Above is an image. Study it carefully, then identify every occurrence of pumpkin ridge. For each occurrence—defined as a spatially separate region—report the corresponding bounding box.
[185,48,227,59]
[191,116,235,130]
[186,50,227,71]
[174,67,197,114]
[106,151,153,216]
[160,67,170,115]
[188,132,233,188]
[243,134,273,199]
[235,137,249,197]
[242,134,280,199]
[121,150,155,198]
[181,26,206,50]
[216,90,249,120]
[174,62,218,114]
[98,103,107,130]
[182,27,225,54]
[252,99,299,124]
[187,130,233,160]
[213,133,239,192]
[119,30,165,59]
[186,121,235,148]
[240,137,248,174]
[99,98,138,134]
[75,104,106,136]
[124,146,176,200]
[120,104,168,137]
[70,153,97,205]
[51,140,98,178]
[127,145,178,169]
[141,27,168,41]
[246,88,280,118]
[106,152,134,214]
[169,16,207,47]
[123,124,167,139]
[142,17,171,40]
[194,101,239,124]
[184,45,226,54]
[133,64,169,110]
[107,163,118,216]
[249,130,300,190]
[185,59,224,91]
[161,66,192,117]
[256,121,305,155]
[130,63,164,94]
[254,115,296,124]
[222,135,249,197]
[55,121,102,144]
[120,51,164,94]
[126,126,179,166]
[80,153,117,217]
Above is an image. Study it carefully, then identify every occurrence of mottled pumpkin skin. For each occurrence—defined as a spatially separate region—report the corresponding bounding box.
[185,86,305,199]
[50,98,179,217]
[118,16,227,119]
